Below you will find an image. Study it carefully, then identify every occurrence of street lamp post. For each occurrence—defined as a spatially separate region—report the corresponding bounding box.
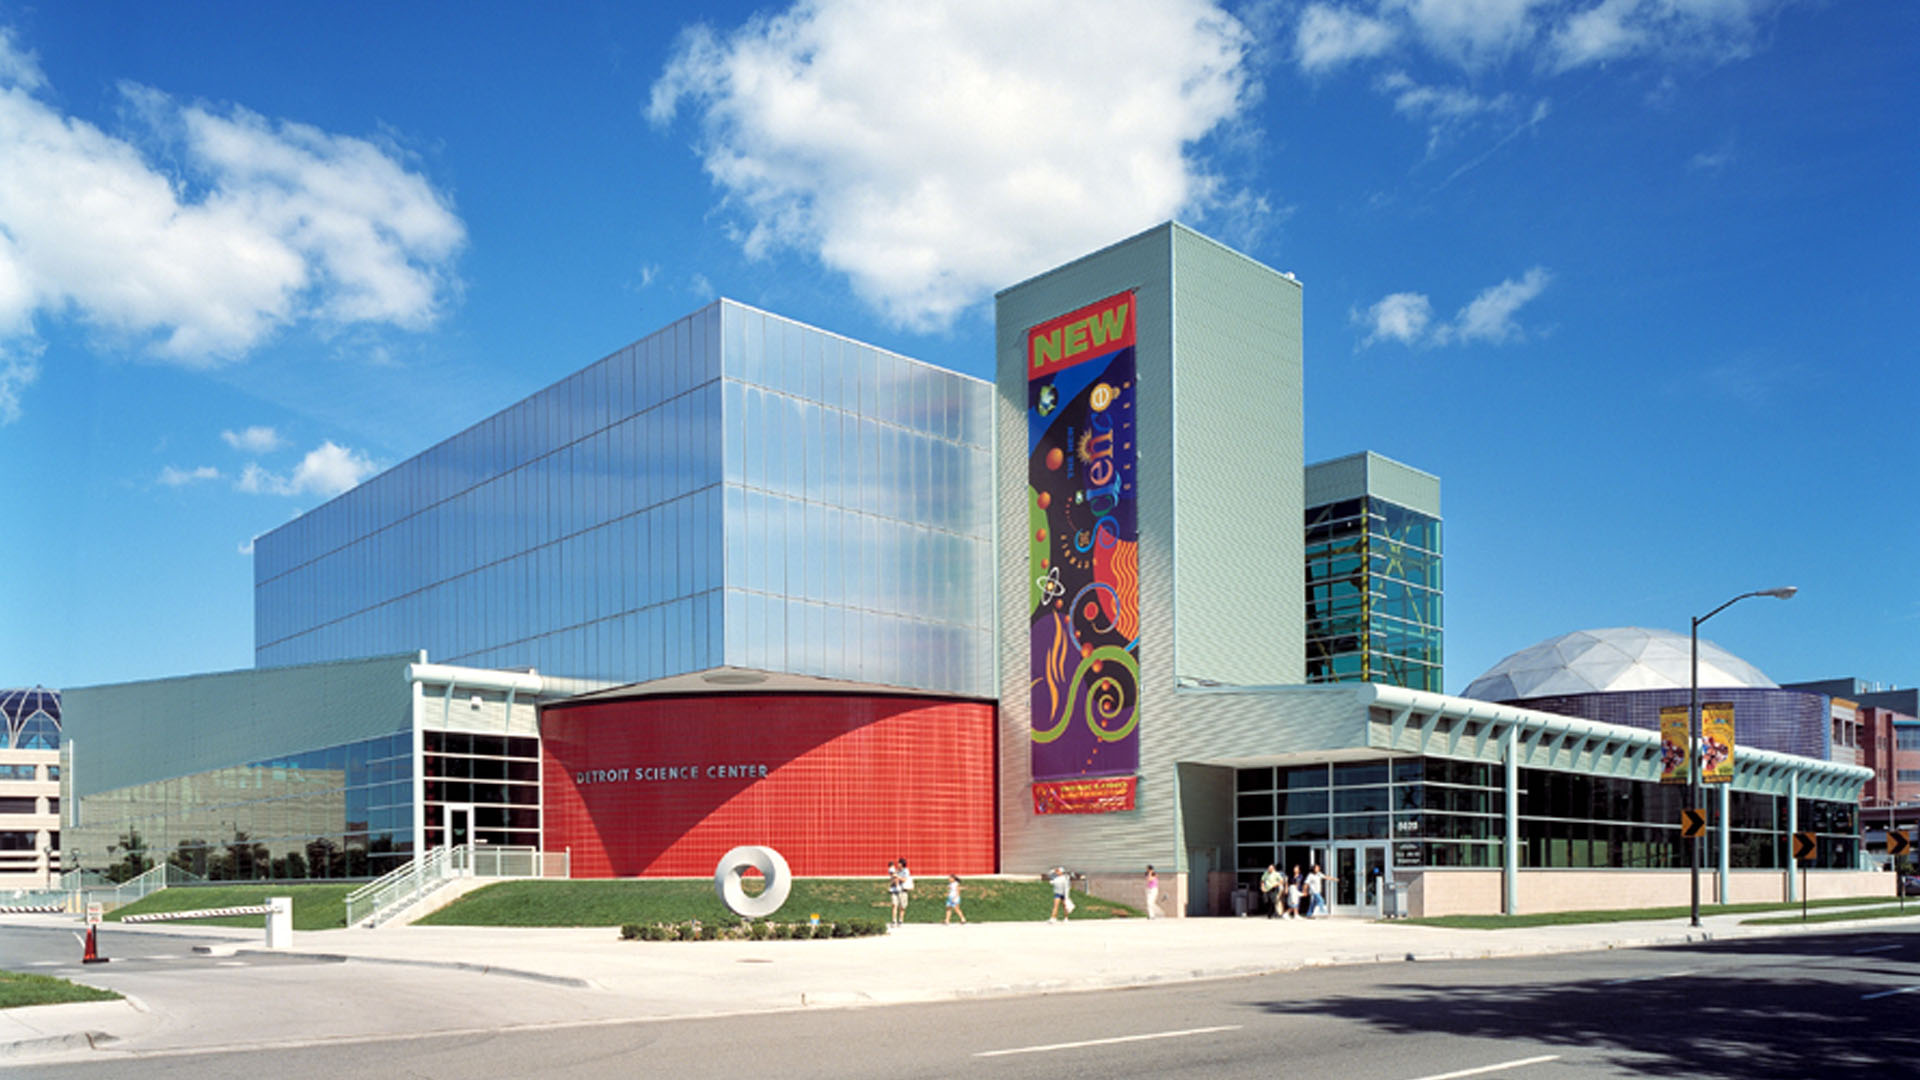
[1690,586,1798,927]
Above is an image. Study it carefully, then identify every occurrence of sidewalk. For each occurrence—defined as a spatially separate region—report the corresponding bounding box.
[6,904,1916,1062]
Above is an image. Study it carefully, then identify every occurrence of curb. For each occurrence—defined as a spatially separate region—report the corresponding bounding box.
[0,1030,119,1060]
[236,949,593,989]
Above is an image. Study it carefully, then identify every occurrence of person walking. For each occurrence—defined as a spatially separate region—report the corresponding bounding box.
[1047,866,1073,922]
[1143,865,1160,918]
[1284,865,1303,918]
[1305,863,1326,918]
[943,874,967,924]
[1260,863,1282,918]
[895,856,914,924]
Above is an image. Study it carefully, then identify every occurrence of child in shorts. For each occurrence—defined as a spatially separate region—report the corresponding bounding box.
[944,874,967,924]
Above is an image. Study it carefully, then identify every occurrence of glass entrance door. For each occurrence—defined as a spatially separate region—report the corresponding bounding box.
[1332,843,1390,915]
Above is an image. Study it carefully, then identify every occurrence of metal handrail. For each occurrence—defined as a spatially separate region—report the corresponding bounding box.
[344,844,566,927]
[346,844,454,927]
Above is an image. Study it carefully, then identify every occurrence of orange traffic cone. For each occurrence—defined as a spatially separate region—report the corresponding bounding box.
[82,924,106,964]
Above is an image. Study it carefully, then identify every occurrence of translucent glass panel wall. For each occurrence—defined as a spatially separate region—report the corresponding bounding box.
[68,730,412,881]
[256,307,726,682]
[1304,497,1443,692]
[719,306,994,696]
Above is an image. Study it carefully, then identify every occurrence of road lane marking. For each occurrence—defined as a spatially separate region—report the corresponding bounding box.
[1861,985,1920,1001]
[1602,969,1697,985]
[974,1025,1241,1058]
[1408,1055,1562,1080]
[1853,944,1900,954]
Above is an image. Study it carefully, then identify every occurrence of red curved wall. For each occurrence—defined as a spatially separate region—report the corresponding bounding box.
[541,693,997,877]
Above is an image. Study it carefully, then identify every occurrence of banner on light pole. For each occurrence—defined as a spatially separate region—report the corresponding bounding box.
[1659,705,1689,785]
[1701,701,1735,784]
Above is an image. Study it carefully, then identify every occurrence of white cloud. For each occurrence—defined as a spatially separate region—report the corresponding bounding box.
[0,342,39,423]
[1396,0,1550,69]
[649,0,1260,331]
[235,440,377,498]
[1290,1,1793,79]
[158,464,221,486]
[1548,0,1784,72]
[1688,144,1734,172]
[1443,265,1553,343]
[1295,3,1399,73]
[222,425,287,454]
[1376,70,1517,152]
[0,26,41,91]
[1357,266,1551,347]
[1358,291,1434,346]
[0,30,465,422]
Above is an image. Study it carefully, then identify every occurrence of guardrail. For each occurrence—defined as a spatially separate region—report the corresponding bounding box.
[79,863,206,913]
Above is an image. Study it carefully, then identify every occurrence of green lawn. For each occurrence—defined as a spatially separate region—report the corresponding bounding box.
[1403,895,1901,930]
[0,970,121,1009]
[420,877,1139,927]
[106,884,355,931]
[1743,902,1920,926]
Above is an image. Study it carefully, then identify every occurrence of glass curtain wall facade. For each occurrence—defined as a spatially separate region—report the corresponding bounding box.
[718,306,993,693]
[65,730,411,881]
[1234,757,1859,876]
[1304,497,1443,692]
[255,301,992,695]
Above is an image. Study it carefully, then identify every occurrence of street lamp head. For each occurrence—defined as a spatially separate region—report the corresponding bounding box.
[1759,586,1799,600]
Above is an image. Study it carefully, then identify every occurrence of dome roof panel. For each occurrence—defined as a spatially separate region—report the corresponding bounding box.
[1462,627,1779,701]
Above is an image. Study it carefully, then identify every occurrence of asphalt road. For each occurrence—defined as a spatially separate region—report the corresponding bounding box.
[11,925,1916,1080]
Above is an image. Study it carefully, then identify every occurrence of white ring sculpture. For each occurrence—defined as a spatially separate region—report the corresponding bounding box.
[714,845,792,919]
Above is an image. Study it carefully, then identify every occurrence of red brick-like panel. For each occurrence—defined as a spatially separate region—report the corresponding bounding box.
[541,694,997,877]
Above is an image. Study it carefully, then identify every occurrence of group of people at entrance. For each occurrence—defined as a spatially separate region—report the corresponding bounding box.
[1260,863,1325,918]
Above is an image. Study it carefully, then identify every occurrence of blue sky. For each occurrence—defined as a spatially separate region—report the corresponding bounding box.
[0,1,1913,695]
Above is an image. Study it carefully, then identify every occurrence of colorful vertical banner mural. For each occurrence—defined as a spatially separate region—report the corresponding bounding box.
[1027,290,1140,814]
[1659,705,1689,784]
[1701,702,1735,784]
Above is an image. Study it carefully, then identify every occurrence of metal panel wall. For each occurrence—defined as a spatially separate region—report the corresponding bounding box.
[1169,226,1304,688]
[996,224,1337,877]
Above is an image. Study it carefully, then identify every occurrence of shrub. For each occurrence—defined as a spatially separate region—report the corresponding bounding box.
[830,920,853,938]
[700,923,719,941]
[620,924,641,940]
[749,921,770,941]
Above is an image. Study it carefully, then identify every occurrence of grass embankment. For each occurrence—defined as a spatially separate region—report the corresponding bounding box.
[1405,895,1902,930]
[106,884,355,931]
[420,877,1138,927]
[0,971,121,1009]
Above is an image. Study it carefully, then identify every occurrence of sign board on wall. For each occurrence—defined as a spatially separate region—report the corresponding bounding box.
[1026,291,1140,813]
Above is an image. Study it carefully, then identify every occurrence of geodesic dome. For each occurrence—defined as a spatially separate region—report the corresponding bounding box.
[1461,628,1777,702]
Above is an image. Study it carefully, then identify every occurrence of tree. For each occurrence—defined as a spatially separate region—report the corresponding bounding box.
[104,830,154,883]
